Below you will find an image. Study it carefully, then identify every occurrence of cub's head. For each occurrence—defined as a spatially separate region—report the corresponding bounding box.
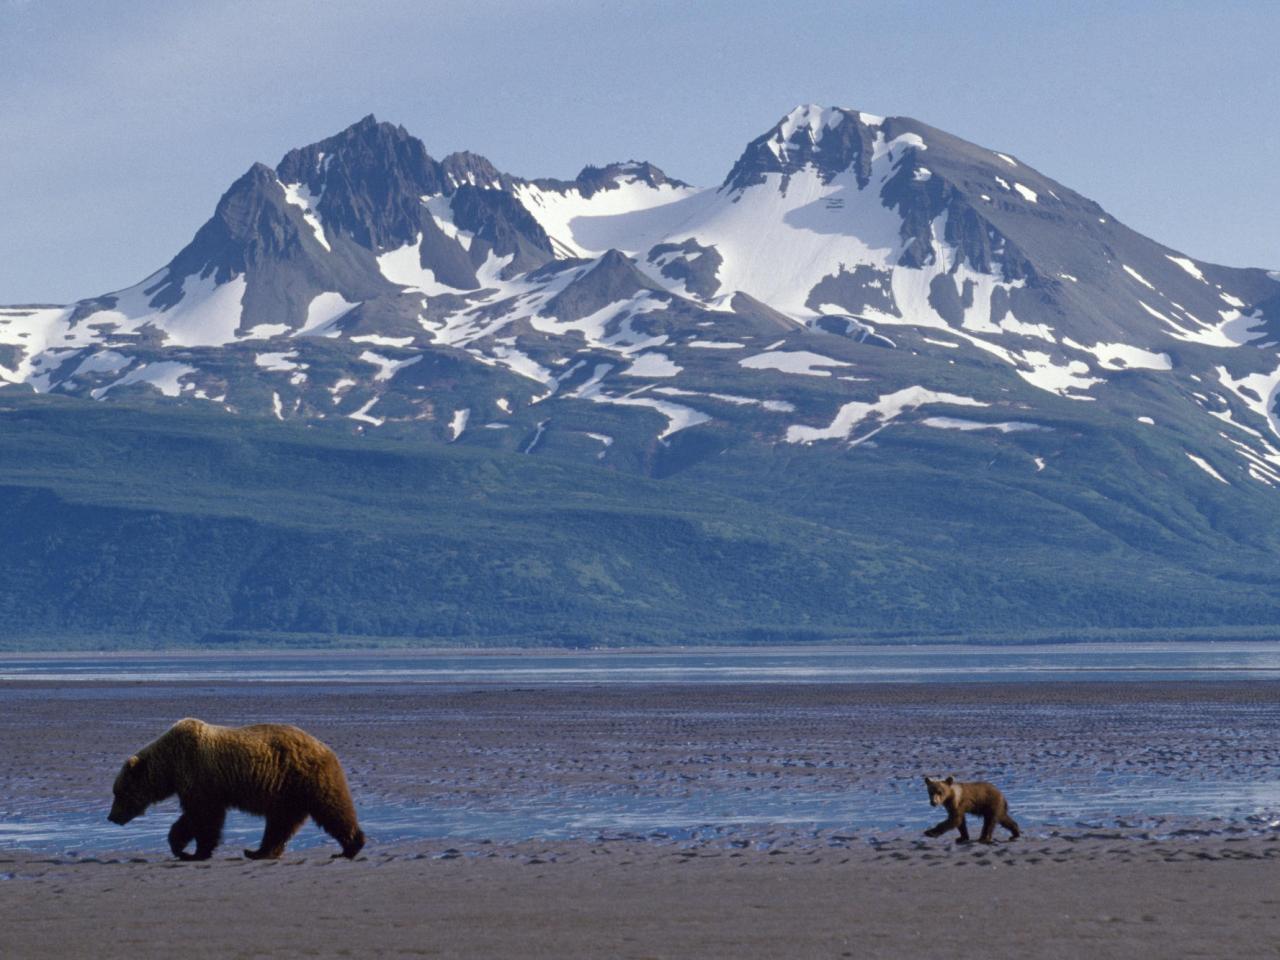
[108,754,153,825]
[923,775,955,807]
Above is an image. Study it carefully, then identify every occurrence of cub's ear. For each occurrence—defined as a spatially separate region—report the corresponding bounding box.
[944,775,954,785]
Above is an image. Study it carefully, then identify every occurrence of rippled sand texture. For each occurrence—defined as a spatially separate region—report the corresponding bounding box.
[2,680,1280,957]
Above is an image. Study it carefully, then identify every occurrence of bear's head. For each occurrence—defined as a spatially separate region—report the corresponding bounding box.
[108,754,158,825]
[923,775,955,807]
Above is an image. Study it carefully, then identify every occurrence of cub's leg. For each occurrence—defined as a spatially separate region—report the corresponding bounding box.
[1000,811,1021,839]
[168,813,197,860]
[245,811,308,860]
[956,815,971,844]
[979,811,997,844]
[925,812,964,839]
[189,806,226,861]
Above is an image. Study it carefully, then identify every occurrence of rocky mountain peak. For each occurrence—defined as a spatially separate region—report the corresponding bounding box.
[722,104,883,192]
[275,116,445,251]
[572,161,688,198]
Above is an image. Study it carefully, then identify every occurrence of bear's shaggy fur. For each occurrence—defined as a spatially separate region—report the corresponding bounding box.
[108,718,365,861]
[922,775,1020,844]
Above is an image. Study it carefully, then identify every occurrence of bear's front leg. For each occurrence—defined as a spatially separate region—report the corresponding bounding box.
[185,805,226,861]
[168,813,197,860]
[924,814,960,838]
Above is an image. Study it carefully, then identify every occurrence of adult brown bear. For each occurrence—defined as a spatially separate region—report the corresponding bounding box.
[108,718,365,860]
[922,775,1020,844]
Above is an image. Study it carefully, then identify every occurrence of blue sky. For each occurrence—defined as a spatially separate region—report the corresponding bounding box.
[2,0,1276,302]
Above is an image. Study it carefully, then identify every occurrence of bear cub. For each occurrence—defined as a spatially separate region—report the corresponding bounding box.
[922,775,1020,844]
[109,717,365,861]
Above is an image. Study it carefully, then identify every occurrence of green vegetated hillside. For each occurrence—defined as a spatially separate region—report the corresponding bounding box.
[3,392,1279,650]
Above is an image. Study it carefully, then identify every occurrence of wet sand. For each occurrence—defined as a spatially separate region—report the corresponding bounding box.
[2,680,1279,956]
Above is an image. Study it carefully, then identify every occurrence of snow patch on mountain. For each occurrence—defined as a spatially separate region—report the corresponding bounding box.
[423,195,475,252]
[771,104,847,160]
[90,361,195,400]
[74,273,247,348]
[622,352,681,377]
[255,351,304,372]
[1122,265,1156,291]
[919,416,1046,433]
[295,292,357,337]
[1217,363,1280,438]
[378,235,460,294]
[573,375,709,438]
[1013,183,1038,203]
[687,340,745,349]
[0,306,73,382]
[1064,339,1172,372]
[512,178,697,260]
[531,292,669,356]
[739,350,851,377]
[70,350,131,379]
[1186,452,1228,484]
[349,397,384,426]
[1166,255,1205,282]
[282,181,329,252]
[360,350,422,382]
[786,386,986,444]
[449,408,470,440]
[351,334,414,347]
[653,385,796,412]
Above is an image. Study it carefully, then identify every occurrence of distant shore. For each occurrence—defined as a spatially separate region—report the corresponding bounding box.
[6,635,1280,658]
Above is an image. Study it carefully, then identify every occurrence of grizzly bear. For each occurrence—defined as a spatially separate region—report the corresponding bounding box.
[922,775,1020,844]
[108,718,365,861]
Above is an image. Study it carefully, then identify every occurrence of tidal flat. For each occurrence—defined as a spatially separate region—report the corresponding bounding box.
[2,661,1279,957]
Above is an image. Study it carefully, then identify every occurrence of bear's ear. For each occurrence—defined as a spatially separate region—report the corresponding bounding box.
[944,775,954,785]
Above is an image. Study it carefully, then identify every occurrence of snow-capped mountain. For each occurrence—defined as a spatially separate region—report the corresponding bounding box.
[5,105,1280,488]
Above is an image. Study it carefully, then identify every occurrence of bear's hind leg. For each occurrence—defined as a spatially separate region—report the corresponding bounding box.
[310,787,365,858]
[245,811,307,860]
[1000,812,1020,839]
[978,811,997,844]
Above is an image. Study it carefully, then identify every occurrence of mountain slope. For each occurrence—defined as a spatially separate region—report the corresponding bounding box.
[2,103,1279,647]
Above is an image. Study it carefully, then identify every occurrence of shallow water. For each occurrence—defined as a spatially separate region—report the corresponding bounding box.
[3,649,1279,855]
[6,775,1279,855]
[4,642,1280,685]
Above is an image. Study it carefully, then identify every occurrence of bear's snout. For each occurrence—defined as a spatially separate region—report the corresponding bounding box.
[108,802,138,825]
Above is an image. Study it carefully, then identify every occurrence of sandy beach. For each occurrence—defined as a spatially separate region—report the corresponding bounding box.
[4,836,1279,959]
[2,679,1279,957]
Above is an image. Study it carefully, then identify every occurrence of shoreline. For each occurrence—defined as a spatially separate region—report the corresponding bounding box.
[4,635,1280,659]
